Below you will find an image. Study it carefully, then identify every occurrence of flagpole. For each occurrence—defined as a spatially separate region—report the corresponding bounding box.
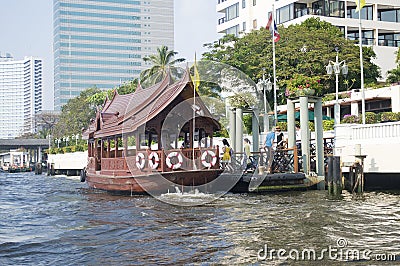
[193,54,197,170]
[272,4,278,124]
[358,0,365,124]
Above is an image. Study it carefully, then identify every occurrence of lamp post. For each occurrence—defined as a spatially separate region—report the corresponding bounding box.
[47,134,51,148]
[326,48,348,125]
[55,138,61,148]
[257,70,273,133]
[74,134,79,145]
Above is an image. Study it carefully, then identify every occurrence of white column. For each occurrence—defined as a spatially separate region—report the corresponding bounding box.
[300,96,310,174]
[252,108,260,152]
[287,99,296,149]
[314,98,324,176]
[235,108,243,154]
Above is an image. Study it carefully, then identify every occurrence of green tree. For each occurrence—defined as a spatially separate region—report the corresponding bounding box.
[203,18,380,105]
[140,45,185,85]
[53,86,102,139]
[387,48,400,83]
[87,79,139,108]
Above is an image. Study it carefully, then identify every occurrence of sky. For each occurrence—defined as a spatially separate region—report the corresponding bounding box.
[0,0,220,110]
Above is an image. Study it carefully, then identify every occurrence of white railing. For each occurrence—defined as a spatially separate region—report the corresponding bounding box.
[351,122,400,140]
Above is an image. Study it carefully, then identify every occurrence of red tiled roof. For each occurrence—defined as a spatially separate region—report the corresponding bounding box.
[89,69,220,139]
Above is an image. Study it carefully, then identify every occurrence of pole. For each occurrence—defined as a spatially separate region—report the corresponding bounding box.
[334,52,340,125]
[192,57,197,170]
[263,73,268,133]
[272,4,278,124]
[359,0,366,124]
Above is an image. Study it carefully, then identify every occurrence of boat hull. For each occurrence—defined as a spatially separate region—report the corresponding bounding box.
[85,169,224,194]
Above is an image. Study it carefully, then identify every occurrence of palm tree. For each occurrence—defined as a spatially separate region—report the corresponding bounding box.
[140,46,185,85]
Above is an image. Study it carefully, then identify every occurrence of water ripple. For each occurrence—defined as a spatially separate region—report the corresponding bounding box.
[0,173,399,265]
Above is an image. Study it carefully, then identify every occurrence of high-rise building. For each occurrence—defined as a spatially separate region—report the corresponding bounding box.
[216,0,400,80]
[0,54,42,139]
[53,0,174,110]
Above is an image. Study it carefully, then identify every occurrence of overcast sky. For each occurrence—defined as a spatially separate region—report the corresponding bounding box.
[0,0,220,110]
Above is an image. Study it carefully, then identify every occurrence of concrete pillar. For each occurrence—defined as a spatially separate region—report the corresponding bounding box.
[314,98,324,177]
[252,108,260,152]
[299,96,310,174]
[391,85,400,112]
[38,146,42,163]
[228,108,236,150]
[235,108,243,154]
[287,99,296,149]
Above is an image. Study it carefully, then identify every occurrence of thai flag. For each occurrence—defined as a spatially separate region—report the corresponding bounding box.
[266,13,280,43]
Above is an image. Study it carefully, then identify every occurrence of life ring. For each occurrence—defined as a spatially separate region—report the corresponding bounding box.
[135,152,146,170]
[148,151,160,169]
[166,152,183,170]
[201,150,217,168]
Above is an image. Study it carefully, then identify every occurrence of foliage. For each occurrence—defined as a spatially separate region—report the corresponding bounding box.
[386,48,400,84]
[365,112,378,124]
[276,122,287,131]
[202,18,380,106]
[323,120,335,131]
[341,114,360,124]
[322,94,335,102]
[140,45,185,85]
[86,79,138,109]
[308,121,315,131]
[243,114,253,134]
[228,92,257,109]
[380,112,399,122]
[284,74,323,97]
[53,86,102,139]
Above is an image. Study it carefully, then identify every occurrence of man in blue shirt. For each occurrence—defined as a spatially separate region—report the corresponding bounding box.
[264,126,276,173]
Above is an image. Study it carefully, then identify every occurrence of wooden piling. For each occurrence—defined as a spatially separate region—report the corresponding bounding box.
[326,156,334,194]
[332,156,342,195]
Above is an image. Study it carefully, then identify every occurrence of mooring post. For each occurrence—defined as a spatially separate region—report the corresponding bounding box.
[332,156,342,195]
[327,156,333,194]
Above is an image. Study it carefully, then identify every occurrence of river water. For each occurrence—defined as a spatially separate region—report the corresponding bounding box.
[0,172,399,265]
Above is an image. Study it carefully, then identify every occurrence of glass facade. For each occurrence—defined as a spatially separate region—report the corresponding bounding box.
[53,0,174,110]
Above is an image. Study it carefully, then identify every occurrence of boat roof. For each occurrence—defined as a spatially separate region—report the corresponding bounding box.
[84,68,220,139]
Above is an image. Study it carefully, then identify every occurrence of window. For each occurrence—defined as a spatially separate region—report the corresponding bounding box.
[243,21,246,31]
[226,25,239,36]
[242,0,246,8]
[276,4,293,24]
[253,0,256,6]
[347,30,374,45]
[252,19,257,29]
[378,33,400,47]
[226,3,239,21]
[378,9,400,23]
[348,5,373,20]
[329,1,344,17]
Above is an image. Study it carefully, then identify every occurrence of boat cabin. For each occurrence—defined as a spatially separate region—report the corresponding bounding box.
[83,70,222,177]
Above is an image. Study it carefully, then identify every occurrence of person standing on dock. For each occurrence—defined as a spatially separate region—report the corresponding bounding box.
[243,138,251,169]
[276,126,284,149]
[221,139,232,170]
[264,127,276,173]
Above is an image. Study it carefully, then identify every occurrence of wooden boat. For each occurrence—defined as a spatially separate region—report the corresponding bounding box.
[82,69,224,194]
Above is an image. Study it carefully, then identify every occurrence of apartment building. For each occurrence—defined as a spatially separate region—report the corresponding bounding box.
[216,0,400,81]
[0,54,42,138]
